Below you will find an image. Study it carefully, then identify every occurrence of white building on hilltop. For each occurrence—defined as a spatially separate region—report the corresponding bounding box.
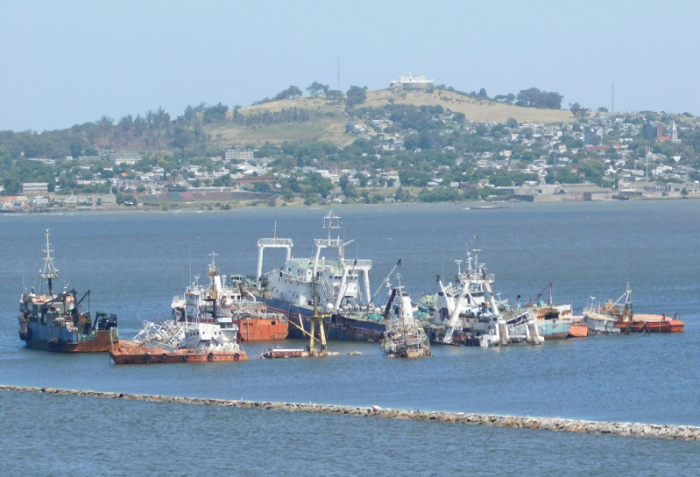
[390,72,434,90]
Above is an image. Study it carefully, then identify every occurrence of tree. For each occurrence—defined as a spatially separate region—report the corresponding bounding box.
[118,115,134,132]
[254,181,271,192]
[306,82,330,97]
[273,86,303,101]
[570,103,588,118]
[203,103,228,123]
[346,85,367,108]
[476,88,489,100]
[325,90,344,104]
[682,187,689,198]
[506,117,518,128]
[598,107,609,113]
[516,88,563,109]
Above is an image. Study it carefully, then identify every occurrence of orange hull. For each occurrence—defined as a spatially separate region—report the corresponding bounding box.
[235,318,288,341]
[568,323,589,338]
[110,341,248,365]
[615,319,684,333]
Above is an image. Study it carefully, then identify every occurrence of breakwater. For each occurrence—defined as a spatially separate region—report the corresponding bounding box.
[2,385,697,441]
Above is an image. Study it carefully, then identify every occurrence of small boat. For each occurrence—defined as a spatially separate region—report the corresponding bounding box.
[568,320,589,338]
[380,275,431,358]
[582,284,683,334]
[18,231,119,352]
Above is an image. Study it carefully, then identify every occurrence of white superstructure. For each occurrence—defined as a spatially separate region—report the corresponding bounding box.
[259,211,374,313]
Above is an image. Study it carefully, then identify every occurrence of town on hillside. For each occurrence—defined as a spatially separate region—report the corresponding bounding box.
[1,74,699,212]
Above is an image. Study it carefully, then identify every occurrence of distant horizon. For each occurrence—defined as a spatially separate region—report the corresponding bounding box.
[2,0,697,131]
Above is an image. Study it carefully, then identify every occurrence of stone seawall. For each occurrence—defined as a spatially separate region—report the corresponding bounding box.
[2,385,697,441]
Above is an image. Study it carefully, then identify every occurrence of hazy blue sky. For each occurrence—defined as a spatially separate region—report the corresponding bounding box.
[1,0,696,131]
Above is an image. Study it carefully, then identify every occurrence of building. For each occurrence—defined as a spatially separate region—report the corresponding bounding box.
[642,122,657,141]
[21,183,49,195]
[390,72,435,90]
[108,152,142,166]
[224,148,255,162]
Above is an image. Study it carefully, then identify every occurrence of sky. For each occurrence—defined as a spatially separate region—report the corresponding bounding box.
[1,0,697,132]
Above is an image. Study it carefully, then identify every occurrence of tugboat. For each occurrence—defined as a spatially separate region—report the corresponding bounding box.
[171,253,288,341]
[17,231,118,352]
[380,274,431,358]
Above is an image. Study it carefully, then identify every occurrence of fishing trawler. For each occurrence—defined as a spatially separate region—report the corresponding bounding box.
[110,315,248,364]
[582,284,683,334]
[380,275,431,358]
[426,247,543,347]
[171,253,288,341]
[17,231,118,352]
[507,284,574,340]
[254,211,387,342]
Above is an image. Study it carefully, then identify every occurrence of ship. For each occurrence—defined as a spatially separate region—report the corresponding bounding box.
[253,211,387,342]
[17,231,119,352]
[582,284,683,334]
[506,283,574,340]
[110,315,248,364]
[380,275,431,358]
[171,253,288,341]
[425,247,544,347]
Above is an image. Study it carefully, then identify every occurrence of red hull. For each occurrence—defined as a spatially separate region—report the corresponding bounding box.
[110,341,248,365]
[234,317,288,341]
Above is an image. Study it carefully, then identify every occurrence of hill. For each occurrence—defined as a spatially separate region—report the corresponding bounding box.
[204,88,575,147]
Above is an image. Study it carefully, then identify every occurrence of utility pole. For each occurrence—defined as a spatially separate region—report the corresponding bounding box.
[611,83,614,113]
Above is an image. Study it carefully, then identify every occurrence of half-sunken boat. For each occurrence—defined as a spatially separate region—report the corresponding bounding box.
[110,316,248,364]
[254,211,386,342]
[583,284,683,334]
[508,283,574,340]
[171,253,288,341]
[18,231,118,352]
[425,247,543,347]
[380,275,431,358]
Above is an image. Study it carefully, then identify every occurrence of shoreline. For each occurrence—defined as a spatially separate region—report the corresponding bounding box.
[1,194,696,215]
[2,385,698,441]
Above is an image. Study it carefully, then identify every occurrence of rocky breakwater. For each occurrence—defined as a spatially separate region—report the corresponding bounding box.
[2,385,698,441]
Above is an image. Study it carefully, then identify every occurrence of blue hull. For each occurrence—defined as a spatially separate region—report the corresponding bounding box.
[261,297,386,342]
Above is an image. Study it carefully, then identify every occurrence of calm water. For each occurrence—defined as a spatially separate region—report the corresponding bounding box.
[1,201,699,475]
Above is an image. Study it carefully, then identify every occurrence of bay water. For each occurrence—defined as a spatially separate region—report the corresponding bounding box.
[1,201,699,475]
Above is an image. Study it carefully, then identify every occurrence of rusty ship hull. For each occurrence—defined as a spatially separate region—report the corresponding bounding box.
[614,315,684,333]
[235,316,288,341]
[110,341,248,365]
[22,328,118,353]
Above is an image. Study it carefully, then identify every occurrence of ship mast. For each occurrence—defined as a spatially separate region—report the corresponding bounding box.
[40,230,59,296]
